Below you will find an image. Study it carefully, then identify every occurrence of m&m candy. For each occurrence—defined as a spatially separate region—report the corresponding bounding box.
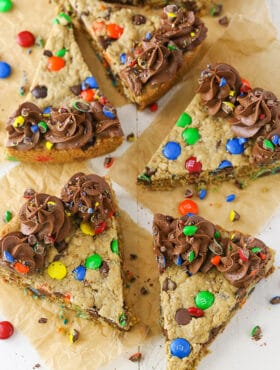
[85,253,102,270]
[47,261,67,280]
[162,141,181,160]
[178,199,198,215]
[0,61,11,78]
[16,31,35,48]
[0,0,12,12]
[194,291,215,310]
[0,321,14,339]
[170,338,191,358]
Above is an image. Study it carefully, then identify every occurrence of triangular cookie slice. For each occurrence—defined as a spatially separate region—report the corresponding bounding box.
[5,14,123,163]
[68,1,207,109]
[138,63,280,189]
[0,173,133,330]
[153,213,274,369]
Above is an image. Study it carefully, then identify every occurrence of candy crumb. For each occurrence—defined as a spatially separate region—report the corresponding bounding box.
[129,352,142,362]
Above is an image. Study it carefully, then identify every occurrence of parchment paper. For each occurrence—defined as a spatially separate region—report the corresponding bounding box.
[0,163,159,370]
[110,11,280,235]
[0,0,278,369]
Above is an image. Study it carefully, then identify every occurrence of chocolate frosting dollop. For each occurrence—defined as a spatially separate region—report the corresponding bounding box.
[91,101,122,138]
[197,63,242,116]
[153,213,271,288]
[120,6,207,96]
[19,193,71,243]
[45,107,94,149]
[230,88,279,138]
[60,172,114,228]
[0,231,45,274]
[6,102,42,151]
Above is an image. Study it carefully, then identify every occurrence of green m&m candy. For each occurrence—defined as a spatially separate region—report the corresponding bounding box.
[85,253,102,270]
[183,225,198,236]
[110,239,119,254]
[176,112,192,127]
[182,127,200,145]
[195,291,215,310]
[0,0,13,12]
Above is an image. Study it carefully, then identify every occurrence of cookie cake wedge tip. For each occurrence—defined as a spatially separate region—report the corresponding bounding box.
[138,62,280,189]
[153,213,274,369]
[69,1,207,109]
[5,14,123,163]
[0,172,134,331]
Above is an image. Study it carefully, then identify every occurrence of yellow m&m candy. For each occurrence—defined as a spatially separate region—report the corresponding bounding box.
[47,261,67,280]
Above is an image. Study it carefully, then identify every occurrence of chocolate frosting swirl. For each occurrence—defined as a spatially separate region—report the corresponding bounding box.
[0,231,45,274]
[6,102,42,151]
[153,213,270,288]
[230,88,279,138]
[60,172,114,228]
[19,193,71,243]
[120,6,207,96]
[91,101,122,138]
[197,63,242,117]
[45,108,94,149]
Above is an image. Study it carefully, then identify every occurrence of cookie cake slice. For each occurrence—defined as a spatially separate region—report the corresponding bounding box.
[153,212,274,369]
[68,1,207,109]
[0,173,133,330]
[5,13,123,163]
[138,63,280,189]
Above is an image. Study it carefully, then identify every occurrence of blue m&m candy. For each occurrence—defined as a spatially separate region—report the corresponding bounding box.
[102,105,116,119]
[3,250,14,263]
[82,76,98,90]
[226,138,248,155]
[162,141,181,160]
[145,32,152,41]
[271,134,280,146]
[219,77,227,87]
[72,265,86,281]
[217,160,232,169]
[175,255,183,266]
[170,338,191,359]
[119,53,127,64]
[0,61,11,78]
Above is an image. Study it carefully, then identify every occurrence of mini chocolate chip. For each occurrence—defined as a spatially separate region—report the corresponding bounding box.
[70,84,82,96]
[140,287,148,295]
[132,14,146,25]
[38,317,48,324]
[43,50,53,57]
[129,253,138,260]
[175,308,192,325]
[270,296,280,305]
[219,16,229,26]
[100,261,110,277]
[31,85,48,99]
[98,36,112,50]
[162,278,177,292]
[216,139,221,148]
[55,240,67,252]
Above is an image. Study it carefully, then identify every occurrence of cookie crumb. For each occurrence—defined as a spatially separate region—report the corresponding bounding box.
[129,352,142,362]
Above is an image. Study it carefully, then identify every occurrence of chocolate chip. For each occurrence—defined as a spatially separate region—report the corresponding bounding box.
[184,188,193,198]
[132,14,146,25]
[162,278,177,292]
[270,296,280,305]
[98,36,112,50]
[31,85,48,99]
[70,84,82,96]
[218,16,229,26]
[129,253,138,260]
[38,317,48,324]
[43,50,53,57]
[140,287,148,295]
[216,139,221,149]
[211,4,223,16]
[100,261,110,277]
[175,308,192,325]
[55,240,67,252]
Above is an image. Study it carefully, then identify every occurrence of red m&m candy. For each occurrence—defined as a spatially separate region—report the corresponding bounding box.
[16,31,35,48]
[185,156,202,173]
[0,321,14,339]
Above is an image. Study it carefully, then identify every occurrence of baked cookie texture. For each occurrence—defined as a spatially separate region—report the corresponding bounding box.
[138,63,280,189]
[0,173,134,331]
[153,213,274,369]
[5,15,123,163]
[68,1,207,109]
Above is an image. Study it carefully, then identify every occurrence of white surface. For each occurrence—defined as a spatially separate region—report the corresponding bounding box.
[1,1,280,369]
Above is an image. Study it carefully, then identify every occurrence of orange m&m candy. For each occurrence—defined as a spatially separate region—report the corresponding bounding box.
[14,262,30,274]
[80,89,95,102]
[47,56,65,72]
[178,199,198,216]
[106,23,124,39]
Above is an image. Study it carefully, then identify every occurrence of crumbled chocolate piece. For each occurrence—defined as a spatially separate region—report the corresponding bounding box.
[251,325,262,341]
[100,261,110,277]
[144,166,156,177]
[270,296,280,305]
[33,364,41,369]
[219,16,229,26]
[126,132,135,142]
[162,278,177,292]
[38,317,48,324]
[70,329,80,343]
[175,308,192,325]
[132,14,146,25]
[54,240,67,252]
[98,36,112,50]
[28,234,38,246]
[129,352,142,362]
[140,287,148,295]
[70,84,82,96]
[104,156,114,168]
[211,4,223,16]
[31,85,48,99]
[23,188,36,199]
[43,50,53,57]
[184,188,193,198]
[216,139,222,148]
[129,253,138,260]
